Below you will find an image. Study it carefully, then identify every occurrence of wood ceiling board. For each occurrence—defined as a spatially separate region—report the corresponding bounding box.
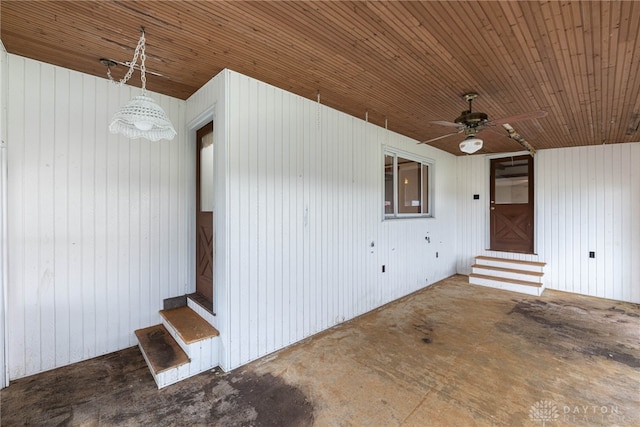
[2,1,639,155]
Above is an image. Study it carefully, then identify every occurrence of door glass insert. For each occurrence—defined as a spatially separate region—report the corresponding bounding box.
[494,158,529,204]
[200,131,214,212]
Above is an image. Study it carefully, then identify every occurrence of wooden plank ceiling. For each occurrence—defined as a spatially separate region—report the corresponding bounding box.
[2,1,640,155]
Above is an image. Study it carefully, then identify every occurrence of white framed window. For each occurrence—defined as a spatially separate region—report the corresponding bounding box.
[384,149,433,218]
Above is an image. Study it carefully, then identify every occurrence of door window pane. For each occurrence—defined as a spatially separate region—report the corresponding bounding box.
[200,131,214,212]
[494,158,528,204]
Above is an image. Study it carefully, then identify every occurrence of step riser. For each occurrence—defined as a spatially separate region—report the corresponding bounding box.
[470,276,544,296]
[472,267,543,283]
[189,338,219,374]
[138,341,220,389]
[476,259,544,273]
[187,298,216,327]
[137,344,192,389]
[155,363,191,388]
[161,317,219,372]
[138,331,220,389]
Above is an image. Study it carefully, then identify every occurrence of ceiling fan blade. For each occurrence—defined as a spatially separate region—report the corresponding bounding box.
[419,131,462,144]
[486,110,548,126]
[477,127,508,137]
[430,120,464,129]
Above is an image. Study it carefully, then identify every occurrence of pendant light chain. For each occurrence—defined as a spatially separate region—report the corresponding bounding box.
[107,29,147,94]
[139,35,147,94]
[106,27,176,141]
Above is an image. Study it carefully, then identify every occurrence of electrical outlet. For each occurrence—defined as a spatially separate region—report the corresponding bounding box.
[436,252,439,258]
[589,251,595,258]
[382,265,386,273]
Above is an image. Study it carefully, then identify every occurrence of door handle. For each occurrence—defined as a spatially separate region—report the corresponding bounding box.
[490,207,495,210]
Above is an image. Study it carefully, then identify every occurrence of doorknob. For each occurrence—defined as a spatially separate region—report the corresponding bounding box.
[490,207,495,210]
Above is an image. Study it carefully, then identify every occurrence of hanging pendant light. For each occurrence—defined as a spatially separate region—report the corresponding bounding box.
[104,28,176,141]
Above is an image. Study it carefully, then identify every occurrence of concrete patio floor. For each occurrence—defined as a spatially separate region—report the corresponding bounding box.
[2,274,639,426]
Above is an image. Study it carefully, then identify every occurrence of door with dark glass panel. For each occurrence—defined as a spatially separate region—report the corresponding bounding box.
[490,155,534,253]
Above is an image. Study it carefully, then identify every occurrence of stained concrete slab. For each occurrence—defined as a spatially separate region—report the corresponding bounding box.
[2,275,639,426]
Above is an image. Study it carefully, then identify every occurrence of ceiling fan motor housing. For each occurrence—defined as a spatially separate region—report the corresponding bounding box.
[455,111,488,127]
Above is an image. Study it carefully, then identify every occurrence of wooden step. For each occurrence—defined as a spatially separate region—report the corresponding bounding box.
[134,325,189,374]
[471,264,544,277]
[469,272,545,296]
[475,256,546,268]
[471,264,544,283]
[160,306,219,344]
[469,273,542,288]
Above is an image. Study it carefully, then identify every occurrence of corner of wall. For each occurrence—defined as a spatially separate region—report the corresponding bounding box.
[185,67,231,372]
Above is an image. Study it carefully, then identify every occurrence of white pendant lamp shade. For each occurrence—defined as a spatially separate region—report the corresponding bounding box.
[104,28,176,141]
[109,95,177,141]
[459,136,483,154]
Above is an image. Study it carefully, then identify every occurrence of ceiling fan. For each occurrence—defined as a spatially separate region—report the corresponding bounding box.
[420,93,547,154]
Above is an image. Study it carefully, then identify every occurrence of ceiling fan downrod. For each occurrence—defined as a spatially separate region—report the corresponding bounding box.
[455,92,486,126]
[463,92,478,113]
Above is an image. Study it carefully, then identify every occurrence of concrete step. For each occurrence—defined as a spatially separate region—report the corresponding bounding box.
[469,273,544,296]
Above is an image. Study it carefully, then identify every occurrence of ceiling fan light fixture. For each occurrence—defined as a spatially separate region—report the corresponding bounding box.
[459,136,483,154]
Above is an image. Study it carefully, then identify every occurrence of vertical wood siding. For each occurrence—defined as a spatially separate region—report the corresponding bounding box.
[1,43,8,387]
[456,143,640,303]
[6,55,188,379]
[189,70,458,371]
[536,144,640,302]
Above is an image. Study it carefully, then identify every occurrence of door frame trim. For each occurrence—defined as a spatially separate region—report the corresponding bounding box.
[187,107,215,294]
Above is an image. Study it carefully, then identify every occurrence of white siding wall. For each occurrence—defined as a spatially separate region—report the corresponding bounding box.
[188,70,458,371]
[1,42,8,387]
[456,143,640,303]
[6,54,188,379]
